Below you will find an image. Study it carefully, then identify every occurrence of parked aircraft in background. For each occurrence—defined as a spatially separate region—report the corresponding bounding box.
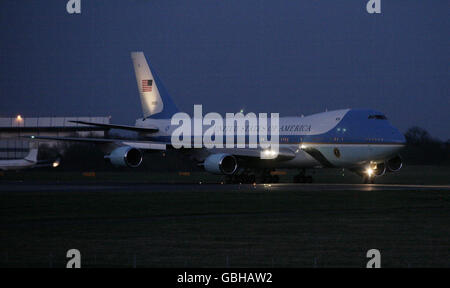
[29,52,406,183]
[0,148,60,171]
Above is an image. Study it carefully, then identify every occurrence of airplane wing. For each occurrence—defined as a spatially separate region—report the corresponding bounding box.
[301,146,334,167]
[26,136,167,150]
[27,136,293,161]
[69,120,159,133]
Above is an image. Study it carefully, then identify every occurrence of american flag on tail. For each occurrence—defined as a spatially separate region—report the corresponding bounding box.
[142,79,153,92]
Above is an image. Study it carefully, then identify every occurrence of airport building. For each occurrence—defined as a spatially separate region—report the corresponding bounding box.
[0,116,110,159]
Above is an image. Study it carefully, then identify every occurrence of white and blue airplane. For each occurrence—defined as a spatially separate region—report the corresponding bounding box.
[30,52,406,183]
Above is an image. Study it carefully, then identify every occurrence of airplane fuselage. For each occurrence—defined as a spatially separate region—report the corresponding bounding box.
[134,108,405,170]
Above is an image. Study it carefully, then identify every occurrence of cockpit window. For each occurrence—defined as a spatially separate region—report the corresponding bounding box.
[368,114,387,120]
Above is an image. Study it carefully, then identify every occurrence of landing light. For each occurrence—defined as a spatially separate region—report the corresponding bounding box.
[52,160,60,168]
[366,168,374,177]
[262,149,278,157]
[16,115,23,121]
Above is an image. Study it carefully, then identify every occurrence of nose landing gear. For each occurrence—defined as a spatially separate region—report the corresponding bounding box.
[363,176,375,184]
[350,168,376,184]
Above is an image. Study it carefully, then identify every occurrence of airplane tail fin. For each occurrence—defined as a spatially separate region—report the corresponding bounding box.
[24,148,38,163]
[131,52,179,119]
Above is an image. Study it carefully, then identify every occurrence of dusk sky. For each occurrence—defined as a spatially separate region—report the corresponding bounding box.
[0,1,448,139]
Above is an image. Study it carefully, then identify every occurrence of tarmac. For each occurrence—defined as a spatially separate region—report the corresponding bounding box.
[1,182,450,193]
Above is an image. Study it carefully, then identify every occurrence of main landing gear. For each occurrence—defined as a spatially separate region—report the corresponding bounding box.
[293,169,313,183]
[259,169,280,184]
[225,170,256,184]
[224,169,279,184]
[227,169,315,184]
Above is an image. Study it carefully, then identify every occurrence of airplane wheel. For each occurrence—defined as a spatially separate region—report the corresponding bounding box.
[293,175,313,183]
[260,174,270,184]
[243,174,256,184]
[293,169,310,183]
[229,173,256,184]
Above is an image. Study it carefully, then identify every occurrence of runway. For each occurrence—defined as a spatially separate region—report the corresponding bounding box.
[1,180,449,267]
[1,182,450,193]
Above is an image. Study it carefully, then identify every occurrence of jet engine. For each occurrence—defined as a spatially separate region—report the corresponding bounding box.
[386,155,403,172]
[204,153,238,175]
[106,146,143,168]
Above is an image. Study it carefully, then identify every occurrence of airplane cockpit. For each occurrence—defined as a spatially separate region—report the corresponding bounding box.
[368,114,387,120]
